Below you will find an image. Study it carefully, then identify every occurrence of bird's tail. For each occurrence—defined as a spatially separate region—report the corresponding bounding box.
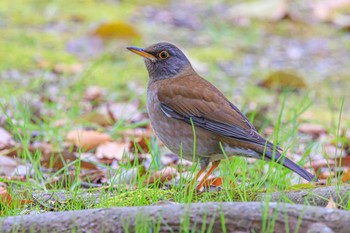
[264,149,318,182]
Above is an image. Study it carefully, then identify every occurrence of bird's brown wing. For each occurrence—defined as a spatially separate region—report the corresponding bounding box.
[157,75,279,150]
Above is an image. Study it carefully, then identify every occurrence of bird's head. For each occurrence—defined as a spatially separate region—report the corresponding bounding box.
[127,42,192,81]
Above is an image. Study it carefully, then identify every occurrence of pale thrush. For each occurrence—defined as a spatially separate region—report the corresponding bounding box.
[127,42,317,191]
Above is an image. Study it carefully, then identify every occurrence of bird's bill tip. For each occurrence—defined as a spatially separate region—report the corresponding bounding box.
[127,46,157,62]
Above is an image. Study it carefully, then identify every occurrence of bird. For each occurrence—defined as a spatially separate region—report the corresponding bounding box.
[127,42,318,191]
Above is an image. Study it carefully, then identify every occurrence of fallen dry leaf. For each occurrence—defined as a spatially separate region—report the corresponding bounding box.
[81,170,107,187]
[0,155,18,176]
[80,112,115,127]
[342,168,350,182]
[144,167,178,186]
[263,127,275,137]
[66,129,113,151]
[29,142,98,170]
[177,158,193,168]
[44,151,98,170]
[121,126,153,138]
[129,136,149,153]
[324,144,347,158]
[107,102,144,123]
[52,63,83,75]
[92,21,140,40]
[259,70,307,90]
[84,86,103,102]
[0,187,32,206]
[95,141,128,160]
[336,156,350,167]
[306,158,335,173]
[298,123,327,137]
[0,127,16,150]
[0,187,11,203]
[318,170,335,180]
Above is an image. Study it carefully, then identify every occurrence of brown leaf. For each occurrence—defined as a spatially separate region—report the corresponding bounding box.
[259,70,307,90]
[336,156,350,167]
[121,126,153,138]
[79,112,115,127]
[107,102,144,123]
[81,171,107,186]
[52,63,83,75]
[298,123,327,137]
[306,158,335,173]
[66,130,113,151]
[0,155,18,176]
[318,170,335,179]
[95,141,128,160]
[0,187,32,206]
[84,86,103,102]
[0,187,12,203]
[341,168,350,182]
[324,144,347,158]
[92,21,140,40]
[0,127,16,150]
[29,141,53,156]
[129,136,149,153]
[262,127,275,137]
[144,167,178,186]
[29,142,98,170]
[43,151,98,170]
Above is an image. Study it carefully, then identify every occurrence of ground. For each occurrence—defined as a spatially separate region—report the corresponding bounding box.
[0,0,350,231]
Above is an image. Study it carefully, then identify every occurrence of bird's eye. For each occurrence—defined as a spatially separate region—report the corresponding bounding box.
[159,51,169,60]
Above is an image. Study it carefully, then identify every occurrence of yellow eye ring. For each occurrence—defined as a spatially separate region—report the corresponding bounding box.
[159,51,169,59]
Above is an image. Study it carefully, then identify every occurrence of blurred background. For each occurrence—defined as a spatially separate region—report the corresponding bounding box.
[1,0,349,112]
[0,0,350,190]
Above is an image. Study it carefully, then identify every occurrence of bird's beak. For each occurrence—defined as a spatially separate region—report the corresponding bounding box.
[127,46,157,62]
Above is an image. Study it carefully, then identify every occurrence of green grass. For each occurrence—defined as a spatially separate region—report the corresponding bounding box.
[1,89,347,206]
[0,89,349,231]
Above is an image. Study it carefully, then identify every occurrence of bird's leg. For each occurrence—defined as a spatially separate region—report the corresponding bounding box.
[196,160,221,191]
[187,157,209,192]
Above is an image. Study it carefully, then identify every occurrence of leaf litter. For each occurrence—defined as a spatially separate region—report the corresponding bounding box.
[1,80,350,211]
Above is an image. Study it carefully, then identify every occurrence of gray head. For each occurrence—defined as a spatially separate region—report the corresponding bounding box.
[127,42,192,81]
